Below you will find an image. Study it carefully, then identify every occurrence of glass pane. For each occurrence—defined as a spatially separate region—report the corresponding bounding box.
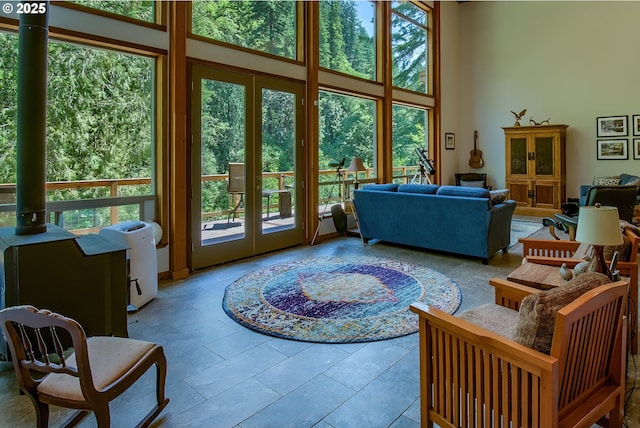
[200,79,246,244]
[510,138,528,175]
[0,32,154,229]
[261,88,295,234]
[319,0,375,80]
[67,1,154,22]
[392,104,430,184]
[392,1,428,93]
[535,137,554,176]
[192,0,297,60]
[318,91,376,215]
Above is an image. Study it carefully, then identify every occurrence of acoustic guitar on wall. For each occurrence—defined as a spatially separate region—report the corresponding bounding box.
[468,130,484,169]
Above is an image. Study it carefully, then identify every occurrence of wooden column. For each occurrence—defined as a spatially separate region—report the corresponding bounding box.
[168,1,189,279]
[379,1,393,183]
[305,1,320,244]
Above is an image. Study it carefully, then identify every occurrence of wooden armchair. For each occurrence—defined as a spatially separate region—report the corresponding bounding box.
[410,278,628,428]
[0,305,169,427]
[520,227,639,353]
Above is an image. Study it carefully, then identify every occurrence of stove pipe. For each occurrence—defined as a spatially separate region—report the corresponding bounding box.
[16,2,49,235]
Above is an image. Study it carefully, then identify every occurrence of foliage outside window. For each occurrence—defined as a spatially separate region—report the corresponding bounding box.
[191,0,297,60]
[392,0,429,93]
[392,104,429,181]
[0,32,154,228]
[319,0,375,80]
[318,91,375,208]
[66,0,155,23]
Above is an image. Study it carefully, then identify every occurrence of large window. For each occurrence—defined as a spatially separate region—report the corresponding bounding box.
[0,32,155,229]
[191,0,298,60]
[66,0,156,23]
[392,104,430,182]
[391,0,430,94]
[318,91,376,209]
[319,0,376,80]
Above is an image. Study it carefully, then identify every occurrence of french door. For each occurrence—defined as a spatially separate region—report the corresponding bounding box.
[190,65,304,269]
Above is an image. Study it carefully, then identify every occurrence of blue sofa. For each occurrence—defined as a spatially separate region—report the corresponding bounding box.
[353,183,516,264]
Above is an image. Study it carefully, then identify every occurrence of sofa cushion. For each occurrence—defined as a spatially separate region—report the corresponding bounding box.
[397,184,439,194]
[436,185,491,199]
[459,180,486,188]
[458,304,519,339]
[490,189,510,205]
[593,175,621,186]
[512,272,611,354]
[362,183,399,192]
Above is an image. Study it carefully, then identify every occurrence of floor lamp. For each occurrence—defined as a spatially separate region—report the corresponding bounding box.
[575,205,622,279]
[346,157,366,196]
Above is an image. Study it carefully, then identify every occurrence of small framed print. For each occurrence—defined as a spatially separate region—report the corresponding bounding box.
[445,133,455,150]
[633,138,640,160]
[444,132,456,150]
[633,115,640,136]
[597,139,628,160]
[597,115,628,138]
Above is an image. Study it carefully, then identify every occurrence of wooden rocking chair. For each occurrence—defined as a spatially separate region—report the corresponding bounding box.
[0,305,169,427]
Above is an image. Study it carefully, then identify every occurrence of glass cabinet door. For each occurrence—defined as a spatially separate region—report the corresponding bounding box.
[534,136,554,176]
[510,137,528,175]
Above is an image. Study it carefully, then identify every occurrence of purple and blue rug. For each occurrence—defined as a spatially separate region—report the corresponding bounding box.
[222,256,461,343]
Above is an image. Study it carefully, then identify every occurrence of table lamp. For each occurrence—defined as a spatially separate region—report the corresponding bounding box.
[346,157,366,190]
[575,205,622,279]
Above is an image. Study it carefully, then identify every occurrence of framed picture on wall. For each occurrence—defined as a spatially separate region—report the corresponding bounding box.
[633,115,640,136]
[597,139,628,160]
[633,139,640,160]
[444,133,455,150]
[596,115,628,138]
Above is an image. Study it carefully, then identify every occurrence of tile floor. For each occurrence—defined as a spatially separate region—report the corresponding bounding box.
[1,219,638,427]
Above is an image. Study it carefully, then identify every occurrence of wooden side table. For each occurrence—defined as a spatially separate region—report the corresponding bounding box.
[506,262,570,290]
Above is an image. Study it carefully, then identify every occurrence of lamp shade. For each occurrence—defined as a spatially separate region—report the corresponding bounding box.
[346,157,366,172]
[575,206,622,246]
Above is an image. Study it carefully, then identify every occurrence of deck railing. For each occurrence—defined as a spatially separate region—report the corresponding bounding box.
[0,165,422,232]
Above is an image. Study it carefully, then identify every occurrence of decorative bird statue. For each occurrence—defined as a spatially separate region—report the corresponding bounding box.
[511,109,527,126]
[559,262,573,281]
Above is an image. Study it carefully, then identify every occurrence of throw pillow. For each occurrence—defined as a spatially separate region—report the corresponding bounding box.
[592,175,621,186]
[512,272,611,354]
[489,189,510,205]
[459,180,486,188]
[620,220,640,237]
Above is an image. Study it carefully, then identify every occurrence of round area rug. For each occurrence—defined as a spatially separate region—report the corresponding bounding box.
[222,256,461,343]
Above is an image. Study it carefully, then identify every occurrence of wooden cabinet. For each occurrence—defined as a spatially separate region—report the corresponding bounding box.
[504,124,568,215]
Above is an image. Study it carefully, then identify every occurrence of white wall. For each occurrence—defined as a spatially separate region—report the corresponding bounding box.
[441,1,640,197]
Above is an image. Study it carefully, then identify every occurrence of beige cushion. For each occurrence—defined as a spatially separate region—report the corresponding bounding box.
[458,304,519,339]
[38,336,156,401]
[512,272,611,354]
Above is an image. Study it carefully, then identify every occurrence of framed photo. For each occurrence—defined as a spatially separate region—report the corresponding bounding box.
[596,115,628,137]
[597,139,628,160]
[633,138,640,160]
[444,133,455,150]
[633,115,640,136]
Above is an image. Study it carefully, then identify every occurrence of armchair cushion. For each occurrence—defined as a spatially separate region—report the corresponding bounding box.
[512,272,611,354]
[458,304,519,339]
